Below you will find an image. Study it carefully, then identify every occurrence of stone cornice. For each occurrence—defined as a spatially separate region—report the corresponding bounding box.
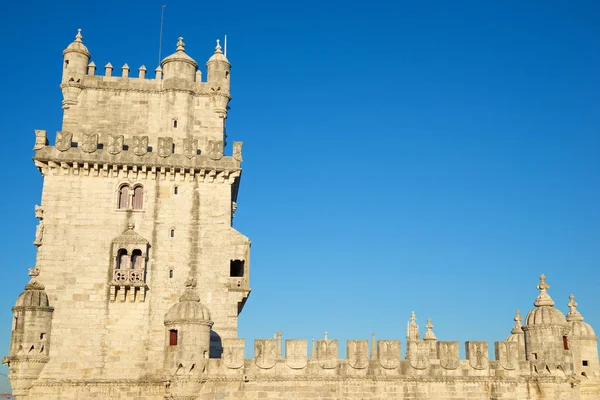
[33,148,241,184]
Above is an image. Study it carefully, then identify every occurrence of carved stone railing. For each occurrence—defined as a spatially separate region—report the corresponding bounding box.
[109,268,147,303]
[111,268,145,287]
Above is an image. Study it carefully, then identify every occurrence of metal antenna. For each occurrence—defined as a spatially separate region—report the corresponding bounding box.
[224,34,227,57]
[158,3,166,67]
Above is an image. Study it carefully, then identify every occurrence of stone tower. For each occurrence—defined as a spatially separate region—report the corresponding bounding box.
[4,29,250,393]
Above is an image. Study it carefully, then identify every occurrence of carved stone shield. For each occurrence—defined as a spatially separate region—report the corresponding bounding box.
[467,341,489,370]
[107,134,124,155]
[208,140,224,160]
[347,340,369,369]
[377,340,400,369]
[133,136,148,156]
[408,342,430,370]
[254,339,277,369]
[233,141,243,162]
[158,137,173,158]
[437,341,460,370]
[495,341,518,370]
[317,339,338,369]
[55,131,72,152]
[285,339,307,369]
[80,133,98,153]
[222,338,244,369]
[183,138,198,159]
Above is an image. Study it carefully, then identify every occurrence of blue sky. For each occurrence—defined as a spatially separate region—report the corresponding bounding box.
[0,0,598,373]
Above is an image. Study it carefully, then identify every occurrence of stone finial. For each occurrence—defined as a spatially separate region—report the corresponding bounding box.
[127,221,135,230]
[407,311,420,341]
[28,267,40,277]
[155,66,163,80]
[566,294,584,322]
[423,318,436,341]
[105,62,113,77]
[75,28,83,43]
[533,274,555,307]
[195,69,202,83]
[511,310,523,334]
[179,278,200,302]
[87,61,96,76]
[138,65,146,79]
[122,63,130,78]
[176,37,185,52]
[370,332,377,360]
[311,338,315,360]
[215,39,223,54]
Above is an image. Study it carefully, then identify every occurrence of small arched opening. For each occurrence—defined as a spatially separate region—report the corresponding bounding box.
[116,249,128,269]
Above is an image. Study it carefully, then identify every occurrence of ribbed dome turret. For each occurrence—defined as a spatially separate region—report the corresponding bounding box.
[14,269,52,310]
[566,294,596,337]
[164,279,213,326]
[525,274,567,327]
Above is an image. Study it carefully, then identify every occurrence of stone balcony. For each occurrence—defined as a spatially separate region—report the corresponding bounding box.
[111,268,146,287]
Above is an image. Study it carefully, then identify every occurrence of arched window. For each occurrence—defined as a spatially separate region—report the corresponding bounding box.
[132,186,144,210]
[118,185,130,209]
[116,249,128,269]
[131,249,143,269]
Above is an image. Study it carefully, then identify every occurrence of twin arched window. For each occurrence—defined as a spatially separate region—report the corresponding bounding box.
[118,184,144,210]
[116,249,145,269]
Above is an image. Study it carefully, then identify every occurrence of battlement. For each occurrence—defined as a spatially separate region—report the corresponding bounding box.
[200,336,528,380]
[60,31,232,145]
[32,130,242,183]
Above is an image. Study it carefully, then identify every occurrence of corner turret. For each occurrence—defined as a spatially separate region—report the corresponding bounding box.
[506,310,526,361]
[2,268,54,398]
[522,275,573,374]
[207,39,231,90]
[164,278,213,376]
[565,294,599,380]
[62,29,90,84]
[161,37,198,83]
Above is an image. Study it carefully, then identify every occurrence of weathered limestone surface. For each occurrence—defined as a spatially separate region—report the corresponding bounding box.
[4,30,600,400]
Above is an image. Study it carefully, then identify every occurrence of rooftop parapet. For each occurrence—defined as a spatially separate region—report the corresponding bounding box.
[60,31,230,110]
[212,334,529,380]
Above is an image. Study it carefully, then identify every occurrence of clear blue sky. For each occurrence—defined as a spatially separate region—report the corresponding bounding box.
[0,0,599,371]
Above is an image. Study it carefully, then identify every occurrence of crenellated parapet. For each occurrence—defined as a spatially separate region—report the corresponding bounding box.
[204,334,529,381]
[59,30,233,154]
[31,130,243,186]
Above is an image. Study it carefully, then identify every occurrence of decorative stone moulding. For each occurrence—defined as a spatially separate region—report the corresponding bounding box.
[347,340,369,369]
[158,137,173,158]
[317,339,338,369]
[466,341,489,370]
[55,131,73,152]
[222,338,244,369]
[183,138,198,159]
[285,340,307,369]
[408,341,430,370]
[437,341,460,370]
[495,341,518,370]
[133,136,149,156]
[80,133,98,153]
[33,130,48,150]
[254,339,277,369]
[60,82,83,109]
[377,340,401,369]
[107,135,124,155]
